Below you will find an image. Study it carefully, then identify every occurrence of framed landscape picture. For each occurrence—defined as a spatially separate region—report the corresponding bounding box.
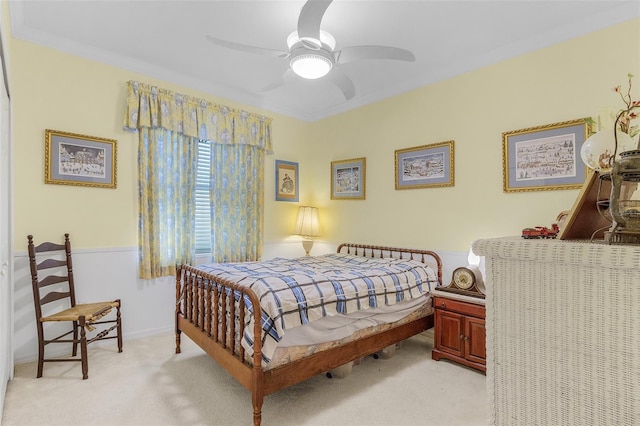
[395,141,454,189]
[275,159,299,202]
[502,118,590,192]
[331,157,366,200]
[44,129,117,188]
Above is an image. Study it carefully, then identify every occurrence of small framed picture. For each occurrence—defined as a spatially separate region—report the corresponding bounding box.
[331,157,366,200]
[502,118,590,192]
[395,141,454,189]
[44,129,117,188]
[275,160,299,202]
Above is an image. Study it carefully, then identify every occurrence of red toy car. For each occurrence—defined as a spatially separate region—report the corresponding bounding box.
[522,223,559,239]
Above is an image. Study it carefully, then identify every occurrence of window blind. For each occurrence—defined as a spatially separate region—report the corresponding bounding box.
[194,140,211,254]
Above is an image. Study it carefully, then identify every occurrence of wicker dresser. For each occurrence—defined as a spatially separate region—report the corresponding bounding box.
[472,237,640,426]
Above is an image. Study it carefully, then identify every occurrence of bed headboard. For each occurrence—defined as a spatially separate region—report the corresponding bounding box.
[336,243,442,285]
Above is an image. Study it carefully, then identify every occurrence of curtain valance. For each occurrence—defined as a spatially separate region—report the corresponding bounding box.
[123,80,272,153]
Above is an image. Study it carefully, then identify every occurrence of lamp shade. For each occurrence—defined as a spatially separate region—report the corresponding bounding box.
[294,206,320,237]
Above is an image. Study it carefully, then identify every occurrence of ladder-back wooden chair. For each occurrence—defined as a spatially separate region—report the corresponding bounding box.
[27,233,123,379]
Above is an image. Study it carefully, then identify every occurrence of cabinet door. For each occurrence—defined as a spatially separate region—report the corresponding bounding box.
[465,316,486,364]
[434,309,464,357]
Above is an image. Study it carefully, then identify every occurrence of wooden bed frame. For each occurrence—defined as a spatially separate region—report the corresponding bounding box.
[175,243,442,425]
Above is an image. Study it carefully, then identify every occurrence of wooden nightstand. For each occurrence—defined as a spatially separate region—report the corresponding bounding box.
[431,290,486,372]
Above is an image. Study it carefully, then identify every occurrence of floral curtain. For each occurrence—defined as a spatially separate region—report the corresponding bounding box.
[137,128,197,279]
[124,81,273,278]
[210,143,265,262]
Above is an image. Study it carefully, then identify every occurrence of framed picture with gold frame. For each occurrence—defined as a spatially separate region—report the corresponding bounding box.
[331,157,366,200]
[395,141,454,190]
[44,129,117,189]
[502,118,591,192]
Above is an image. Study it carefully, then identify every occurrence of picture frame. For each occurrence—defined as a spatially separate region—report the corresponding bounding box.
[331,157,366,200]
[395,141,454,190]
[44,129,117,188]
[502,118,591,193]
[275,160,299,202]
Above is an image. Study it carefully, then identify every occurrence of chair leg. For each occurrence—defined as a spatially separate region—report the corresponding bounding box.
[79,316,88,380]
[72,320,79,357]
[116,300,123,353]
[36,322,45,378]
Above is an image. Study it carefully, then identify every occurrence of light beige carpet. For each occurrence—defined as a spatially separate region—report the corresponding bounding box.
[2,330,486,426]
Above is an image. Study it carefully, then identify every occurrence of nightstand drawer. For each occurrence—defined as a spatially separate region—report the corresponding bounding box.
[433,296,484,318]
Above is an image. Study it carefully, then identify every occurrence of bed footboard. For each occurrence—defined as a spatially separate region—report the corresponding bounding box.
[175,265,266,424]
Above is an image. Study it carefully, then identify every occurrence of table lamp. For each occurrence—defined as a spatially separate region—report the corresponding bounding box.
[294,206,320,256]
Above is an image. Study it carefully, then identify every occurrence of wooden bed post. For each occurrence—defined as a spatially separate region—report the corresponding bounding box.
[252,300,265,426]
[175,266,182,354]
[252,387,264,426]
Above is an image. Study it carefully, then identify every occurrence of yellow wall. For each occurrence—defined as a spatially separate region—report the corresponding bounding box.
[308,18,640,251]
[10,18,640,252]
[10,38,307,249]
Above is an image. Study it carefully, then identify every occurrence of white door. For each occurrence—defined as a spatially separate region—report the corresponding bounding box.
[0,16,12,415]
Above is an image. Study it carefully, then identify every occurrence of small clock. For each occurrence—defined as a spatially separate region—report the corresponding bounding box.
[438,266,485,298]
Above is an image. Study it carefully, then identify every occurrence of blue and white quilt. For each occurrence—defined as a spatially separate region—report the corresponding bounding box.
[196,253,438,365]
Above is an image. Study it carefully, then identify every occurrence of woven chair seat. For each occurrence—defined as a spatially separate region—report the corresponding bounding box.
[41,301,119,323]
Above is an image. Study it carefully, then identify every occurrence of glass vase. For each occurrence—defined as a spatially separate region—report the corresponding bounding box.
[581,130,635,172]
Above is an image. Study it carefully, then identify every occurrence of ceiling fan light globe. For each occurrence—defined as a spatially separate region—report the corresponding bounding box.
[290,54,332,79]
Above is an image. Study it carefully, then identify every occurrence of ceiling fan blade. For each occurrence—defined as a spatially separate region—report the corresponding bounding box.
[206,35,289,58]
[297,0,333,49]
[326,68,355,100]
[336,46,416,64]
[259,69,295,93]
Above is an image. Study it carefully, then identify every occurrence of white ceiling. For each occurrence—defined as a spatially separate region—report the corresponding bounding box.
[8,1,640,122]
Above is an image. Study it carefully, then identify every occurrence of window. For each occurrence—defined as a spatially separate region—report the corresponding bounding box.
[126,81,271,277]
[194,140,211,254]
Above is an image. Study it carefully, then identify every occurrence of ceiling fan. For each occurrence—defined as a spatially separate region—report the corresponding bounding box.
[205,0,415,100]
